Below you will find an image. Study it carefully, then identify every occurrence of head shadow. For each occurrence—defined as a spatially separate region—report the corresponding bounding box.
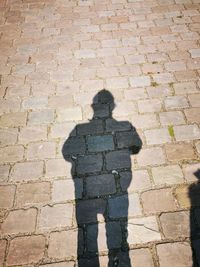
[62,89,142,267]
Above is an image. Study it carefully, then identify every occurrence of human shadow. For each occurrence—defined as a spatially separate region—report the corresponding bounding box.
[189,169,200,267]
[62,90,142,267]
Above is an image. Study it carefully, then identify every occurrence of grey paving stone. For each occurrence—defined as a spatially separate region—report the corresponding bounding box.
[87,135,114,152]
[86,174,116,197]
[106,150,131,170]
[76,154,103,175]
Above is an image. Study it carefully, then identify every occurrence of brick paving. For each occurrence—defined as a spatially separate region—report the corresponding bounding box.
[0,0,200,266]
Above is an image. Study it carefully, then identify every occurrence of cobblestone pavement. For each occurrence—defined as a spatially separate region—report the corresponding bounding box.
[0,0,200,266]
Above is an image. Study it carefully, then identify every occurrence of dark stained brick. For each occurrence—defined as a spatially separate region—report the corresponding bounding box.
[62,136,86,156]
[76,154,103,175]
[86,174,116,197]
[76,199,106,224]
[87,135,114,152]
[106,150,131,170]
[106,119,131,132]
[77,120,103,135]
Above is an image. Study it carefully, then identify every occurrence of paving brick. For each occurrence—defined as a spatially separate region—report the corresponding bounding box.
[141,188,176,214]
[1,208,37,235]
[0,185,15,209]
[74,49,95,59]
[106,77,129,89]
[39,263,73,267]
[152,165,184,185]
[174,124,200,141]
[0,240,6,264]
[48,95,74,108]
[10,161,43,181]
[165,143,196,161]
[116,131,142,150]
[113,102,137,117]
[7,235,45,265]
[0,145,24,163]
[38,203,73,230]
[121,170,151,192]
[16,182,51,207]
[145,128,171,145]
[22,97,48,109]
[188,94,200,107]
[129,248,154,267]
[175,185,190,209]
[128,216,161,244]
[125,55,146,65]
[63,136,86,155]
[86,174,116,197]
[183,163,200,182]
[185,108,200,123]
[27,141,56,160]
[147,85,172,98]
[77,120,103,135]
[159,111,185,125]
[152,73,175,84]
[164,96,189,109]
[189,48,200,58]
[0,98,21,115]
[174,82,198,95]
[0,128,18,146]
[160,211,190,239]
[165,61,186,71]
[19,126,47,144]
[50,122,76,139]
[156,242,192,267]
[106,119,131,132]
[124,88,147,100]
[108,193,141,218]
[77,154,103,175]
[132,114,159,129]
[87,135,114,152]
[137,147,166,166]
[52,179,83,201]
[0,165,10,182]
[138,99,162,113]
[129,76,151,87]
[45,158,71,178]
[76,199,106,223]
[57,107,82,122]
[48,230,83,259]
[106,150,131,170]
[175,70,197,82]
[87,222,122,252]
[0,112,27,127]
[28,109,54,125]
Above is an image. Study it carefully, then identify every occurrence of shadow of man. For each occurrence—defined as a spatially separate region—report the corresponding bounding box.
[62,90,142,267]
[189,169,200,267]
